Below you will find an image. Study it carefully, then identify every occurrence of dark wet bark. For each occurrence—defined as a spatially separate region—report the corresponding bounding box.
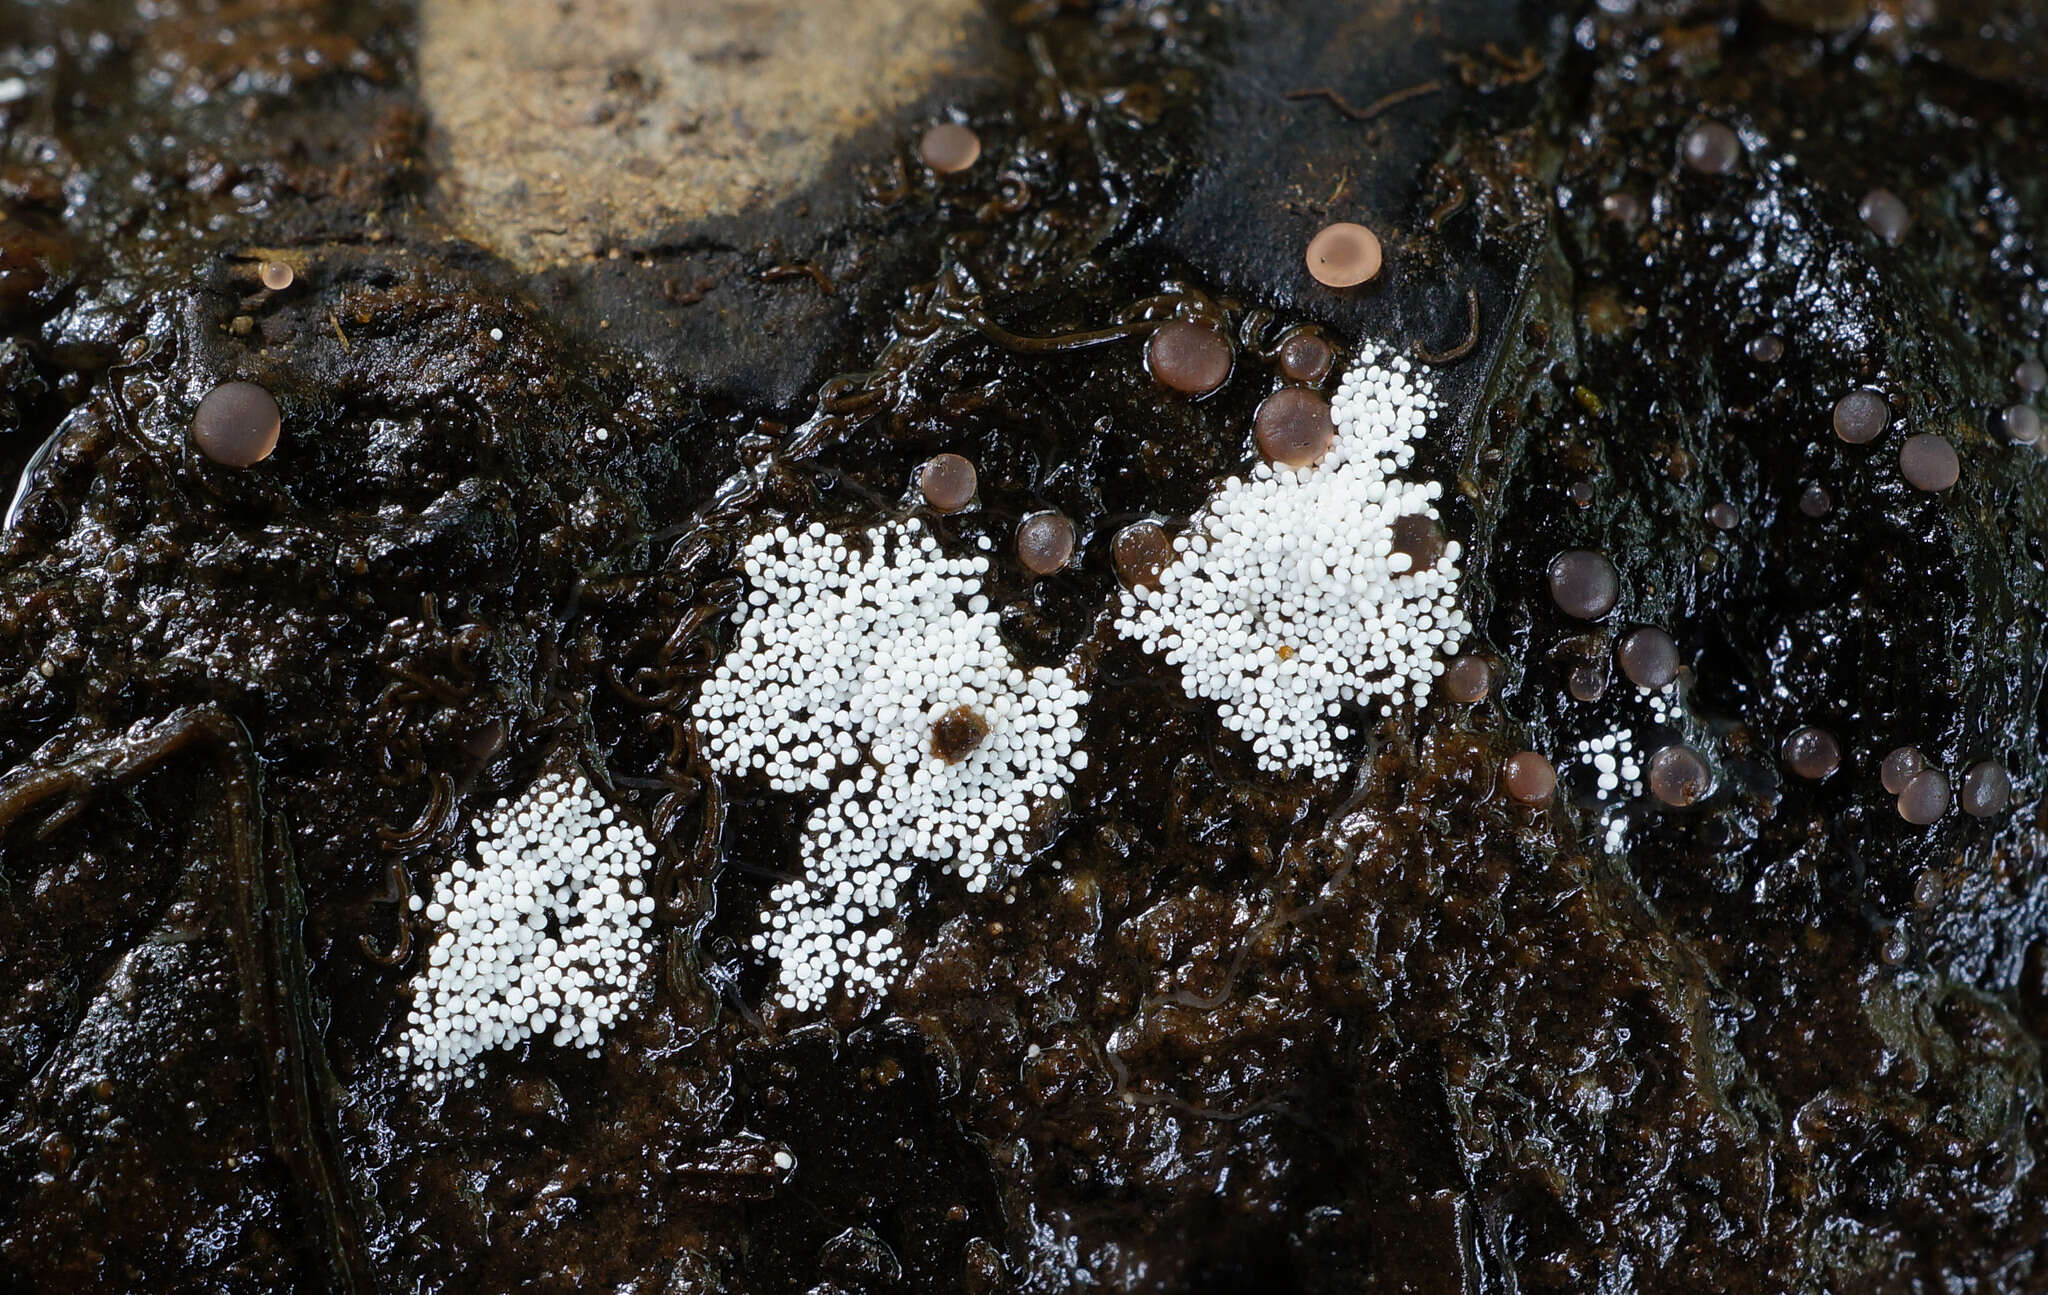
[2,0,2047,1292]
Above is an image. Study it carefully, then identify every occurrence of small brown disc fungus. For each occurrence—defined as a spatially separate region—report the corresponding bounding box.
[1548,550,1619,620]
[1832,389,1889,444]
[258,259,294,291]
[1617,626,1679,689]
[1881,746,1926,795]
[1798,482,1833,516]
[1600,192,1643,224]
[1960,761,2011,818]
[1681,121,1741,175]
[1897,769,1951,825]
[1746,334,1785,363]
[1113,520,1175,591]
[1899,433,1959,491]
[1278,333,1334,384]
[917,453,977,512]
[1781,726,1841,780]
[1389,513,1446,574]
[919,122,980,174]
[1145,321,1232,396]
[1568,664,1608,702]
[2017,360,2048,393]
[1253,388,1336,467]
[1503,752,1557,805]
[930,704,991,763]
[1442,654,1492,703]
[2001,404,2042,445]
[1016,511,1077,576]
[1648,744,1713,806]
[1705,502,1739,530]
[1857,189,1912,245]
[1305,222,1383,288]
[191,380,282,467]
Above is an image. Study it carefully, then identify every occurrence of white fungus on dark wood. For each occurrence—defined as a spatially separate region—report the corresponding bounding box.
[397,772,657,1087]
[695,520,1088,1011]
[1572,727,1643,799]
[1116,342,1469,778]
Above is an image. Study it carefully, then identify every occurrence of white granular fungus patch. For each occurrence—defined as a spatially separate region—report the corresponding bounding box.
[695,519,1088,1011]
[1602,813,1629,855]
[398,772,656,1087]
[1573,727,1644,799]
[1117,343,1470,777]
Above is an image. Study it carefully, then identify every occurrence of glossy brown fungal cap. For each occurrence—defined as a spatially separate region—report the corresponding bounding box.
[1881,745,1926,795]
[1705,502,1739,531]
[1547,550,1619,620]
[1798,482,1833,517]
[1503,751,1557,805]
[1648,745,1713,807]
[1253,388,1336,467]
[1441,654,1492,703]
[1897,769,1951,825]
[1145,321,1232,396]
[1015,511,1077,576]
[1600,192,1643,224]
[930,704,991,763]
[919,122,980,174]
[1617,626,1679,689]
[1304,222,1383,288]
[1781,726,1841,780]
[1568,664,1607,702]
[1857,189,1912,245]
[1112,520,1175,591]
[1832,389,1889,444]
[258,259,294,291]
[191,381,282,467]
[1746,334,1785,364]
[1389,513,1446,574]
[2001,404,2042,445]
[2017,359,2048,393]
[1899,433,1958,491]
[1680,121,1741,174]
[1960,761,2011,818]
[917,453,977,512]
[1277,333,1334,384]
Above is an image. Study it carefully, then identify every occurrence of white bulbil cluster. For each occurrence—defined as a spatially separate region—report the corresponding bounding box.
[1573,727,1644,799]
[1116,343,1469,777]
[695,519,1088,1011]
[398,773,656,1086]
[1602,814,1630,856]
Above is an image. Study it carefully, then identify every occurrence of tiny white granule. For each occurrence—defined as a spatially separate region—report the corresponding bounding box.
[694,519,1088,1011]
[396,772,656,1087]
[1115,341,1471,778]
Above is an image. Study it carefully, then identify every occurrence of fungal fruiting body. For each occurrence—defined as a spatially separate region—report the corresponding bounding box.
[1116,342,1469,777]
[192,380,282,467]
[1305,222,1383,287]
[1147,321,1233,396]
[695,520,1088,1011]
[398,773,657,1087]
[1572,727,1643,799]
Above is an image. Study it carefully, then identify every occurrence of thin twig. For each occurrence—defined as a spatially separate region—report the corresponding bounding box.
[760,262,835,295]
[1414,287,1481,365]
[1284,79,1443,123]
